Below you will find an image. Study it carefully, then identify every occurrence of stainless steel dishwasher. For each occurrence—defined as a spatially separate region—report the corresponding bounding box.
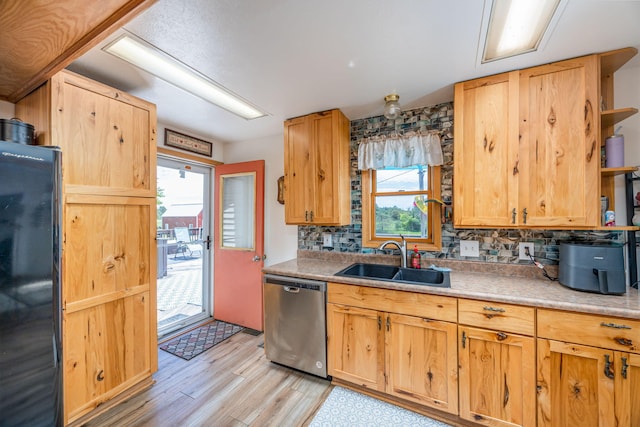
[263,274,328,378]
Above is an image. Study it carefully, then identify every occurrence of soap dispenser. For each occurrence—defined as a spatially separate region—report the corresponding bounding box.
[410,245,421,269]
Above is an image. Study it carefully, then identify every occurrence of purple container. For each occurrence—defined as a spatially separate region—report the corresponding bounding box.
[605,135,624,168]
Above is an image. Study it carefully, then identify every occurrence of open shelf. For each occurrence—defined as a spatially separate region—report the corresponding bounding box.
[601,108,638,129]
[594,225,640,231]
[601,166,638,177]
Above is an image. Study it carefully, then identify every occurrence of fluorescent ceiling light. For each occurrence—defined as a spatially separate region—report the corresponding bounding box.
[483,0,561,62]
[103,34,266,120]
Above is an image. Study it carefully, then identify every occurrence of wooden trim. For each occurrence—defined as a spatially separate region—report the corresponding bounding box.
[361,166,442,251]
[157,146,223,166]
[9,0,157,102]
[64,285,149,314]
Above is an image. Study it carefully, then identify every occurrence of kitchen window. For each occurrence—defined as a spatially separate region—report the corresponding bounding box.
[361,165,442,251]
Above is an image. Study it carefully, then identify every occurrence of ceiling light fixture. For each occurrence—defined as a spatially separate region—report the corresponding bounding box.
[103,34,267,120]
[483,0,561,63]
[383,94,401,120]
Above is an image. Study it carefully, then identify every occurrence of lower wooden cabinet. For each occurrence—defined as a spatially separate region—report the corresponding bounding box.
[537,309,640,426]
[327,283,459,415]
[458,326,536,426]
[327,283,640,426]
[386,313,458,413]
[327,304,384,391]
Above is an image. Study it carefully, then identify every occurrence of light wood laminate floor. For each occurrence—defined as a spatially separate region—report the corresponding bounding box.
[84,330,332,426]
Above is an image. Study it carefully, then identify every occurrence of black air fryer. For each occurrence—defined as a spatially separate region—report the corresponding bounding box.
[558,241,625,295]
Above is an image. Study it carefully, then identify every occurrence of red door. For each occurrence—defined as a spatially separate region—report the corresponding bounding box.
[213,160,265,331]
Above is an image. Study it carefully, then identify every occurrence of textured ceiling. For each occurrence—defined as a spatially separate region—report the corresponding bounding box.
[68,0,640,144]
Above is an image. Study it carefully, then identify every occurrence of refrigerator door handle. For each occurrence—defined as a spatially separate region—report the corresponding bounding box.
[52,334,58,368]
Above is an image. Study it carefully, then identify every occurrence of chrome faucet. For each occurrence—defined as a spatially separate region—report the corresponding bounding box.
[378,235,407,268]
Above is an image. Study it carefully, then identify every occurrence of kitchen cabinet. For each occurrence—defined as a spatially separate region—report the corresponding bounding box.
[454,53,602,228]
[537,309,640,426]
[16,69,157,424]
[453,71,519,227]
[327,283,458,415]
[283,109,351,225]
[457,299,536,426]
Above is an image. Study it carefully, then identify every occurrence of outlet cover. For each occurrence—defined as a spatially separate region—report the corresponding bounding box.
[519,242,535,260]
[322,233,333,247]
[460,240,479,257]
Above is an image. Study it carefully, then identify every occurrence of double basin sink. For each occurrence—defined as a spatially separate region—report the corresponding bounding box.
[335,263,451,288]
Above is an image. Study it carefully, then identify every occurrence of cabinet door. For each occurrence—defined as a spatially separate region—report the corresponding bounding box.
[310,110,350,225]
[458,326,536,426]
[52,71,156,197]
[537,339,615,427]
[327,303,384,391]
[283,115,312,223]
[519,56,599,227]
[614,352,640,426]
[63,195,154,307]
[453,71,519,227]
[64,292,151,422]
[386,313,458,414]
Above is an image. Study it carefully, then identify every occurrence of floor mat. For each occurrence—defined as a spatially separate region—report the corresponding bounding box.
[310,386,453,426]
[159,320,243,360]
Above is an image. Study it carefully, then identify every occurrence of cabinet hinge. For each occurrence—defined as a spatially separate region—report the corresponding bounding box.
[462,331,467,349]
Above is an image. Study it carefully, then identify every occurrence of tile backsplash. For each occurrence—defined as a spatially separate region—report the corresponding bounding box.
[298,102,624,265]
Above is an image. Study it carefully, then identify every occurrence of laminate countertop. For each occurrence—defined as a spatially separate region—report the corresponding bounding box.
[263,251,640,320]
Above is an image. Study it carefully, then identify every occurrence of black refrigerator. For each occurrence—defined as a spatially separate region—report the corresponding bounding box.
[0,140,63,426]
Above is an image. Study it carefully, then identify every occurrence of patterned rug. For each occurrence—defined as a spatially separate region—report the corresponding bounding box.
[159,320,243,360]
[310,386,453,426]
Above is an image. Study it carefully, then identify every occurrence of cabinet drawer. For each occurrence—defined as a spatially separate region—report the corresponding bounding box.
[328,282,457,322]
[538,309,640,353]
[458,299,535,336]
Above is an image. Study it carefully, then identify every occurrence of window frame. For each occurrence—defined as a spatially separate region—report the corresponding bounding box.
[361,165,442,251]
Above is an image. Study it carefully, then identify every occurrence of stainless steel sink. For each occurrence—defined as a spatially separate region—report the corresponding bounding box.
[335,263,451,288]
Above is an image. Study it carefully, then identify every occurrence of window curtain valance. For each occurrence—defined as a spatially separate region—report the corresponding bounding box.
[357,130,443,170]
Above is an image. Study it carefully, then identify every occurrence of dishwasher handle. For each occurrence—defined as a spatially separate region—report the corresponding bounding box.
[284,286,300,293]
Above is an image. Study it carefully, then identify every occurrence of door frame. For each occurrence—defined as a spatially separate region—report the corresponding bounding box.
[157,154,213,336]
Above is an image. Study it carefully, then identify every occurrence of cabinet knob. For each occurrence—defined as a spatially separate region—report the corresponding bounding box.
[96,369,105,381]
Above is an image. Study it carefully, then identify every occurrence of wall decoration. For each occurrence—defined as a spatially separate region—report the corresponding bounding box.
[277,176,285,205]
[164,128,213,157]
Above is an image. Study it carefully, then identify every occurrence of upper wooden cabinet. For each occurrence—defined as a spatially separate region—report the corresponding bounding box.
[284,109,351,225]
[18,70,156,198]
[454,49,637,229]
[453,71,519,227]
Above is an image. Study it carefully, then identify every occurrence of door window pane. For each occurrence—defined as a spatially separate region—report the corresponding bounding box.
[221,173,255,249]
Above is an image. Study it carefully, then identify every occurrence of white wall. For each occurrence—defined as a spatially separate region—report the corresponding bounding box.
[223,134,298,266]
[613,52,640,224]
[0,100,15,118]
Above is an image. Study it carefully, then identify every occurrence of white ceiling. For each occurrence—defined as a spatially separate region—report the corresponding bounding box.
[68,0,640,144]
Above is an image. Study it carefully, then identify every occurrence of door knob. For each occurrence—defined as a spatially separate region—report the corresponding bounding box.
[252,255,267,261]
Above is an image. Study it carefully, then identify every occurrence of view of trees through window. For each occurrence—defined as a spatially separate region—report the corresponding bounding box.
[373,166,430,238]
